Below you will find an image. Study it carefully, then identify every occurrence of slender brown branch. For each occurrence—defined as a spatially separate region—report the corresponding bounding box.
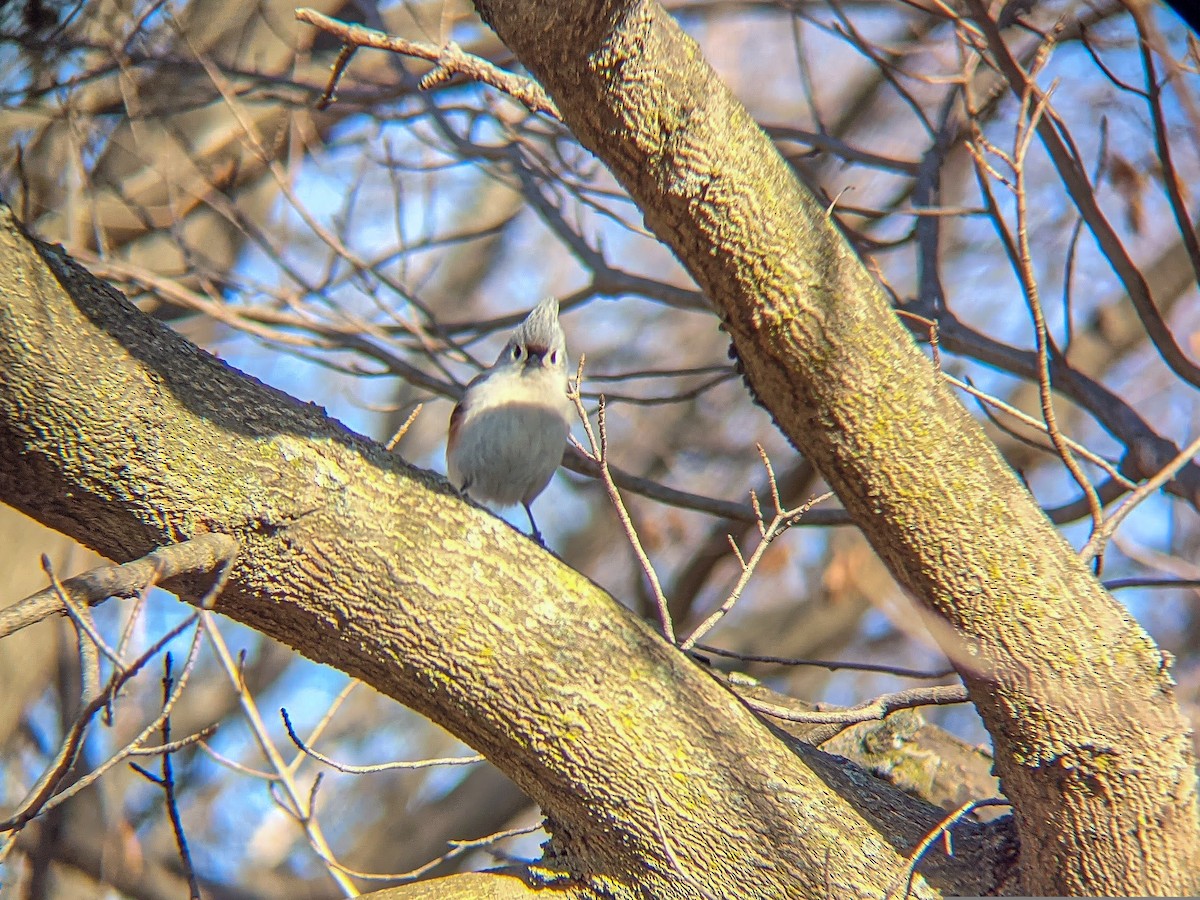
[0,533,239,639]
[281,708,483,774]
[1010,86,1106,551]
[1082,431,1200,564]
[967,0,1200,388]
[944,373,1134,488]
[695,645,956,680]
[743,684,970,726]
[294,8,560,118]
[570,356,675,642]
[886,798,1012,900]
[1131,8,1200,292]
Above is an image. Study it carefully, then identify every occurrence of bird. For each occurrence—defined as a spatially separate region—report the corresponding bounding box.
[446,298,573,544]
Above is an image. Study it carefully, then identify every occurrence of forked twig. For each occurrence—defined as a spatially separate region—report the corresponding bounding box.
[0,615,205,841]
[295,8,560,118]
[966,0,1200,389]
[129,655,202,899]
[679,447,831,652]
[569,355,675,643]
[1082,431,1200,565]
[203,615,357,896]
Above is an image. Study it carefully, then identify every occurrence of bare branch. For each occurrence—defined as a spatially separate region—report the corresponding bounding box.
[1,533,239,639]
[571,357,675,643]
[281,708,484,775]
[742,684,970,726]
[295,8,559,118]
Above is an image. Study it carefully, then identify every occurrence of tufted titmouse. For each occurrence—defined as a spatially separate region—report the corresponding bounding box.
[446,298,573,544]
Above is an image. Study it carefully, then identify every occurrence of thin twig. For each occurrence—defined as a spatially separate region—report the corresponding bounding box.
[885,798,1012,900]
[295,8,560,118]
[1082,431,1200,564]
[1104,577,1200,592]
[281,708,484,774]
[1010,84,1106,553]
[196,741,279,781]
[283,679,358,777]
[695,645,956,680]
[318,822,543,882]
[944,373,1134,488]
[1112,533,1200,582]
[115,572,155,662]
[181,32,454,379]
[315,44,357,111]
[48,622,205,810]
[897,308,941,371]
[148,655,202,899]
[570,356,675,643]
[126,728,215,756]
[567,442,849,525]
[44,555,122,669]
[73,605,102,725]
[384,403,424,451]
[202,614,358,897]
[743,684,969,725]
[680,448,832,652]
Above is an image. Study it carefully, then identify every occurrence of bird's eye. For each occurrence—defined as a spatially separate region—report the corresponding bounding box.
[511,345,523,361]
[549,350,559,365]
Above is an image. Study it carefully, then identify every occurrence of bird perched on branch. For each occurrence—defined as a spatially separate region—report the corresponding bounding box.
[446,298,573,544]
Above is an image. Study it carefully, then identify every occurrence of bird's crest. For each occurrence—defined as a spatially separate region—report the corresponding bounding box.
[511,297,565,353]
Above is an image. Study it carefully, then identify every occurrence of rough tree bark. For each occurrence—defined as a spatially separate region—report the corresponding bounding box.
[3,0,1198,895]
[468,0,1200,895]
[0,206,1020,896]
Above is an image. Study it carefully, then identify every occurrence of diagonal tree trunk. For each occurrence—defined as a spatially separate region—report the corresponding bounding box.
[1,202,1006,898]
[4,0,1199,892]
[468,0,1200,894]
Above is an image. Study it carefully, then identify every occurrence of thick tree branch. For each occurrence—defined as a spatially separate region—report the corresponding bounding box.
[0,205,987,897]
[465,0,1200,894]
